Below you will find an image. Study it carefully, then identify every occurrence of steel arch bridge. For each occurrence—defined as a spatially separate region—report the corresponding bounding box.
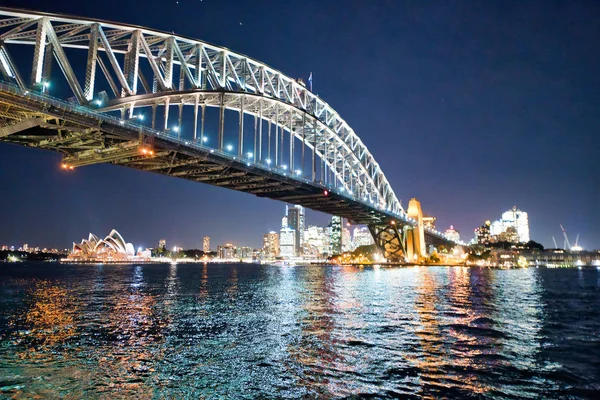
[0,8,457,261]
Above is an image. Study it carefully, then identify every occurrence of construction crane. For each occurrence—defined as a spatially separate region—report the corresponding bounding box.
[560,224,571,250]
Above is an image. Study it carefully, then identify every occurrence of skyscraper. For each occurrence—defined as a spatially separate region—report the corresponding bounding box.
[352,226,374,248]
[203,236,210,252]
[287,205,305,254]
[279,227,296,257]
[490,206,530,243]
[263,231,279,258]
[158,239,166,250]
[330,216,342,255]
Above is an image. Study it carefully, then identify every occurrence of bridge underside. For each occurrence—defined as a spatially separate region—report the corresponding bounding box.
[0,89,394,226]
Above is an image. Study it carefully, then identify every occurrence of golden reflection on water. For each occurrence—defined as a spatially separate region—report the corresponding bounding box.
[9,280,79,363]
[93,267,169,397]
[287,266,349,396]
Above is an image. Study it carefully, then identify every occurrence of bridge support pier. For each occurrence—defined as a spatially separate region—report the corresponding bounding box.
[368,223,406,262]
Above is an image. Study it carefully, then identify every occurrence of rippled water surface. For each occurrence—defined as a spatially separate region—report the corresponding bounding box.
[1,263,599,399]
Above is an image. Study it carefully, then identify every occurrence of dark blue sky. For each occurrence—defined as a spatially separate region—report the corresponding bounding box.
[0,0,598,250]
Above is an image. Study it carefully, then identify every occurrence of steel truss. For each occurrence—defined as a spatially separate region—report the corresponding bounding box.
[0,7,457,246]
[0,7,402,215]
[368,223,407,262]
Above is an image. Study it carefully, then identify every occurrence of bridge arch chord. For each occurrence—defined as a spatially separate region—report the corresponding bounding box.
[0,7,404,216]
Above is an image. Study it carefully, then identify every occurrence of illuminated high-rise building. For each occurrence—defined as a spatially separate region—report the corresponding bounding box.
[353,226,374,248]
[330,216,342,255]
[279,227,296,257]
[158,239,166,250]
[475,221,491,244]
[203,236,210,252]
[218,243,235,259]
[304,226,328,256]
[342,228,352,252]
[287,205,305,254]
[444,225,460,242]
[490,206,530,243]
[263,231,279,258]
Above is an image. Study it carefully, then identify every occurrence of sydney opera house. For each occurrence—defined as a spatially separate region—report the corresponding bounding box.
[67,229,147,262]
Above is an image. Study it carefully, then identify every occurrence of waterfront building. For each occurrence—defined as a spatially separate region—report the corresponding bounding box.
[158,239,166,251]
[423,216,436,230]
[490,206,530,243]
[342,228,352,252]
[353,226,374,248]
[279,227,296,257]
[287,205,305,255]
[330,216,342,255]
[218,243,235,259]
[203,236,210,252]
[22,244,28,252]
[304,225,328,256]
[263,231,280,258]
[475,221,492,244]
[235,246,253,259]
[444,226,460,242]
[69,229,138,261]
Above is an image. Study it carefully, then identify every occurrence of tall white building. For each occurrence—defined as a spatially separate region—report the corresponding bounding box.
[490,206,530,243]
[279,227,296,257]
[352,226,374,248]
[304,225,328,256]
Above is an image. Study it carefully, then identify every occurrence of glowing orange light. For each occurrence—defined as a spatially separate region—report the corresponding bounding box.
[149,150,154,155]
[391,220,396,225]
[69,166,74,170]
[61,163,67,169]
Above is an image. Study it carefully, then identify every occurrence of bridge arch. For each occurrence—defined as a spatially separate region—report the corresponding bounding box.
[0,7,403,216]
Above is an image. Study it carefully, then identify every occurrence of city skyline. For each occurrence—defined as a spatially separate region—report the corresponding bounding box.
[0,0,597,250]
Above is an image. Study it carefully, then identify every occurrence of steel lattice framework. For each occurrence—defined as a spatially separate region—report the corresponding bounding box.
[0,8,457,258]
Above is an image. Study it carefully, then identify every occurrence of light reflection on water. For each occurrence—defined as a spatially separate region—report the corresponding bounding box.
[0,264,599,398]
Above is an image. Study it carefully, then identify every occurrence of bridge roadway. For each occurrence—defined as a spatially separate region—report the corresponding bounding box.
[0,8,457,260]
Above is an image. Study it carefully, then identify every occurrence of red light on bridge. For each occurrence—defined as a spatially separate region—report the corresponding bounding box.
[323,190,329,196]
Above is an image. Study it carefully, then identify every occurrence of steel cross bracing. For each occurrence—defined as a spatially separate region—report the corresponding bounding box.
[0,7,456,246]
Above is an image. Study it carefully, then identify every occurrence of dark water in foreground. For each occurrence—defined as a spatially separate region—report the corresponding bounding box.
[0,264,599,399]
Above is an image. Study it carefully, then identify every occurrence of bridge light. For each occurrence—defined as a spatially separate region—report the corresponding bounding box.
[42,81,50,88]
[69,166,74,170]
[226,144,233,151]
[119,120,125,125]
[391,220,396,225]
[282,165,287,170]
[61,163,67,169]
[94,99,102,106]
[323,190,329,196]
[247,152,253,158]
[202,137,208,143]
[295,169,302,175]
[173,126,179,133]
[265,159,271,165]
[138,114,144,121]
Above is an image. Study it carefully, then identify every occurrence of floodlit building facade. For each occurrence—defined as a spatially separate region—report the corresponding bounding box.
[203,236,210,252]
[490,206,530,243]
[279,227,296,257]
[444,225,461,242]
[69,230,138,261]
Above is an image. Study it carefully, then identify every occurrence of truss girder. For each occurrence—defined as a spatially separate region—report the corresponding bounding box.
[0,7,402,214]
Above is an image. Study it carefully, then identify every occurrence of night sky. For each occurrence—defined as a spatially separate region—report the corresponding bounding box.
[0,0,598,250]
